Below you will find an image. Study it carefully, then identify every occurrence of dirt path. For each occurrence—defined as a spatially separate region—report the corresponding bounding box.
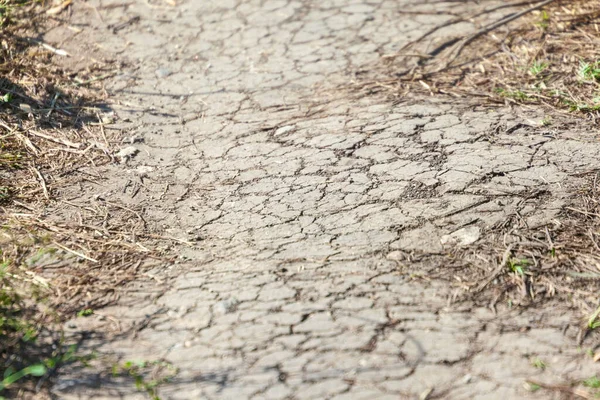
[45,0,600,399]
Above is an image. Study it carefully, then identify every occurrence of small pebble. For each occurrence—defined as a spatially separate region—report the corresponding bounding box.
[213,298,239,315]
[155,68,171,78]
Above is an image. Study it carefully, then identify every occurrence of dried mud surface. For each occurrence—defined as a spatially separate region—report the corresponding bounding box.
[43,1,600,399]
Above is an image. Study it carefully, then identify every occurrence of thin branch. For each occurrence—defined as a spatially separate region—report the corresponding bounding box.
[437,0,559,72]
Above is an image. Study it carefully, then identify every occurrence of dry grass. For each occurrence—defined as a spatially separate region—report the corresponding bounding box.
[453,176,600,315]
[0,1,159,396]
[354,0,600,341]
[368,0,600,119]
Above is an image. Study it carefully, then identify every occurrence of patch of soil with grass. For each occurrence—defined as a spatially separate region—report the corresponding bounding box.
[348,0,600,335]
[368,0,600,117]
[0,1,162,397]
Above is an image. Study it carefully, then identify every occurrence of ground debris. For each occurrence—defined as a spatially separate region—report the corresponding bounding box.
[116,145,138,162]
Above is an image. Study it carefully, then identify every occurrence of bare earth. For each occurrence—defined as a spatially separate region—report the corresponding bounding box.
[43,0,600,399]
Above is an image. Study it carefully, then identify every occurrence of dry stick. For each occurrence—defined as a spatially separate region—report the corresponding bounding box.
[31,165,50,200]
[396,0,544,56]
[96,112,111,150]
[54,242,99,263]
[0,121,39,155]
[26,128,82,149]
[14,132,40,155]
[560,9,600,23]
[134,232,193,245]
[11,201,35,211]
[475,243,515,293]
[525,381,594,400]
[26,38,70,56]
[73,71,118,87]
[567,207,600,218]
[102,200,147,227]
[436,0,559,72]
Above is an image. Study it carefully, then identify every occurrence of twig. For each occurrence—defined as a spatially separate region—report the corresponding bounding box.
[26,129,82,149]
[437,0,559,71]
[54,242,99,263]
[567,207,600,218]
[12,201,36,211]
[96,112,111,149]
[73,72,119,87]
[107,15,140,33]
[396,0,545,58]
[475,244,514,293]
[382,53,433,59]
[525,380,595,399]
[31,165,50,200]
[102,200,147,227]
[566,271,600,280]
[135,232,193,245]
[26,38,70,56]
[46,92,60,118]
[14,132,40,155]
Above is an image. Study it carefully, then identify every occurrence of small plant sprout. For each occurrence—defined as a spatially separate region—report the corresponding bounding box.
[578,60,600,82]
[494,88,531,101]
[586,348,596,358]
[0,364,46,392]
[535,10,550,29]
[583,375,600,388]
[529,61,548,77]
[540,117,552,127]
[525,381,541,392]
[77,309,94,317]
[112,360,178,400]
[508,258,529,276]
[531,358,546,370]
[511,90,529,101]
[587,306,600,330]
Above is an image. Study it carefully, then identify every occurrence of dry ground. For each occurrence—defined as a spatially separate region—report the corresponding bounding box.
[5,0,600,399]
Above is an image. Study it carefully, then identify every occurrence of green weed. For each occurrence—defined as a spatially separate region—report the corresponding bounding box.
[583,376,600,389]
[112,360,178,400]
[563,99,600,113]
[0,249,79,397]
[0,260,43,396]
[534,10,550,29]
[587,306,600,330]
[508,258,530,276]
[0,364,46,395]
[494,88,531,102]
[77,309,93,317]
[0,0,25,28]
[0,343,94,398]
[525,381,541,392]
[578,61,600,82]
[531,358,546,370]
[529,61,548,77]
[26,247,58,266]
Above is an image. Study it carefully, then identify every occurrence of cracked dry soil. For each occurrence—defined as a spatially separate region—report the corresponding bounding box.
[45,0,600,399]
